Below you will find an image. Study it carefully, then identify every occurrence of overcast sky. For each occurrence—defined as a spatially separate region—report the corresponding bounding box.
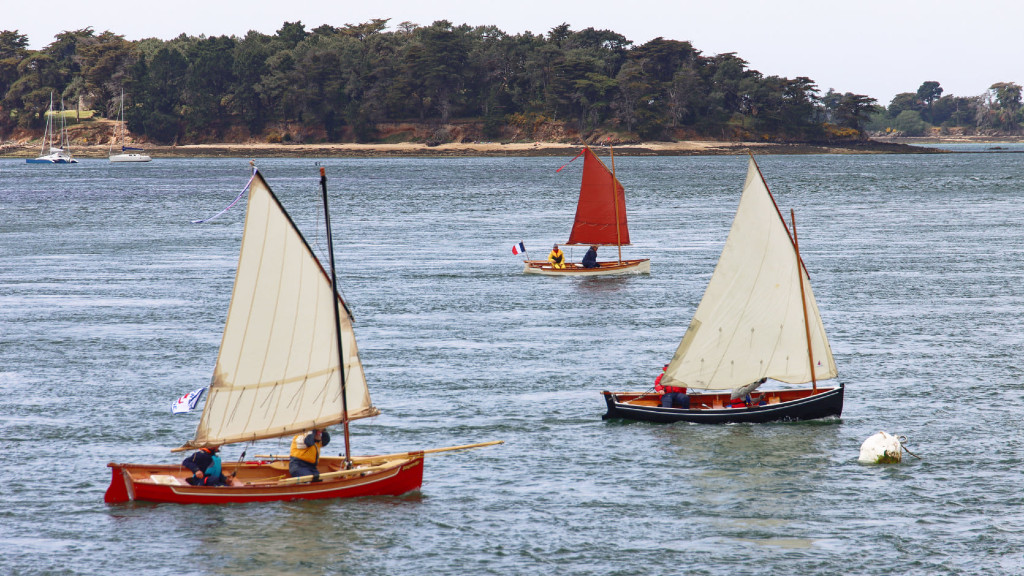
[7,0,1021,106]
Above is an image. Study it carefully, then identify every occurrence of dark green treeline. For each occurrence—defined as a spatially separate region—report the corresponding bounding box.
[0,21,1018,144]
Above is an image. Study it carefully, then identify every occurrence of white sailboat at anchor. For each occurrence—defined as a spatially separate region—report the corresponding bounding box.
[109,90,151,162]
[26,92,77,164]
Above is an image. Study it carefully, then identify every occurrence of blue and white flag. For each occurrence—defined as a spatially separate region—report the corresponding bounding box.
[171,387,206,414]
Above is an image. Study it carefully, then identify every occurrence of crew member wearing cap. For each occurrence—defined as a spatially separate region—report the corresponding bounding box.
[289,428,331,481]
[182,445,228,486]
[548,244,566,269]
[655,364,690,409]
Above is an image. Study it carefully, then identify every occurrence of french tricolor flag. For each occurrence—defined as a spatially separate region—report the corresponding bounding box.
[171,386,206,414]
[512,241,526,255]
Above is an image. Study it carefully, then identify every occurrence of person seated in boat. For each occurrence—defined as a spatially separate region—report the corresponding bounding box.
[289,428,331,482]
[548,244,566,269]
[728,377,768,408]
[182,445,228,486]
[582,245,599,269]
[728,394,752,408]
[655,364,690,409]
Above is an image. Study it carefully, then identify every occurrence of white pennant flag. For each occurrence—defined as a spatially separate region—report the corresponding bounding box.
[171,387,206,414]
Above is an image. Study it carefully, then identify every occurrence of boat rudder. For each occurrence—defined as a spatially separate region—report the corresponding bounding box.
[103,463,132,504]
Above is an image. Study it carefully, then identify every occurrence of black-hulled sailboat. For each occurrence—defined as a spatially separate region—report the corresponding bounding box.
[603,156,843,424]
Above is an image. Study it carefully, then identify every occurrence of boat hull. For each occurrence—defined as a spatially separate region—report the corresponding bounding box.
[104,454,424,504]
[26,157,77,164]
[522,258,650,276]
[601,384,843,424]
[110,154,152,162]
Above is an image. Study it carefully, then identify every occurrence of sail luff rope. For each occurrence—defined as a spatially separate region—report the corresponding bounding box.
[747,152,810,278]
[191,164,258,224]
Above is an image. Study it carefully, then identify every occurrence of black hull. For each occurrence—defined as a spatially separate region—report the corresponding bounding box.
[602,384,844,424]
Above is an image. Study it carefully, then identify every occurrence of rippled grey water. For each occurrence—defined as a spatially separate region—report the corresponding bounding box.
[2,152,1023,575]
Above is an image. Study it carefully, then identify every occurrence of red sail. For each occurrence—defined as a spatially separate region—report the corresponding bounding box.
[566,147,630,246]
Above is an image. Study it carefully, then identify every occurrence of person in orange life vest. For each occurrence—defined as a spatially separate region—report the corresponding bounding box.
[655,364,690,408]
[290,428,331,481]
[548,244,566,269]
[182,445,228,486]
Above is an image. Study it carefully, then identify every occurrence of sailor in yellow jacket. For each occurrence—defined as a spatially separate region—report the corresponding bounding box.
[289,428,331,481]
[548,244,566,269]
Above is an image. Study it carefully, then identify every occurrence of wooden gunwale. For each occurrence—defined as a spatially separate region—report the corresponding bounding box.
[600,385,843,424]
[105,454,424,504]
[608,387,838,409]
[522,258,650,275]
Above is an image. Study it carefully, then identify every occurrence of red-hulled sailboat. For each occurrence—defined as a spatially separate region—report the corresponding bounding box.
[105,167,500,504]
[522,146,650,276]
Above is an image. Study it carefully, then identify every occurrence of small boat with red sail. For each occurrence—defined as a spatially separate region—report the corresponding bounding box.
[105,167,500,504]
[522,146,649,276]
[603,155,843,424]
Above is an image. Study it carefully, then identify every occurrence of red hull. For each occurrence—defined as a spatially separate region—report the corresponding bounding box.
[105,455,424,505]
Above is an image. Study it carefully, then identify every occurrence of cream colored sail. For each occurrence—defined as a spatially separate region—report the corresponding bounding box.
[186,172,377,449]
[662,158,837,391]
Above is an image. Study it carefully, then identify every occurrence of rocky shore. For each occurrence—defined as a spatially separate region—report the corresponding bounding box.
[1,138,938,159]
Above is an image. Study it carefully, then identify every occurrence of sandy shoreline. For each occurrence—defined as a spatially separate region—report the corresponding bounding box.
[1,138,945,159]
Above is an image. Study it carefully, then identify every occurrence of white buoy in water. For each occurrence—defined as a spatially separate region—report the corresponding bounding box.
[859,431,903,464]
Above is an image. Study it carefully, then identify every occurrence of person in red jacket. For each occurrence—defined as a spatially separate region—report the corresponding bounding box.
[655,364,690,409]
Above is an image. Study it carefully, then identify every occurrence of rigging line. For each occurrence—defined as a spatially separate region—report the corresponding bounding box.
[230,444,251,478]
[635,387,660,400]
[310,178,349,302]
[555,149,584,172]
[191,164,258,224]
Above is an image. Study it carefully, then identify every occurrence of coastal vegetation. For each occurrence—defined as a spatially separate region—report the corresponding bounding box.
[0,23,1019,146]
[867,80,1023,137]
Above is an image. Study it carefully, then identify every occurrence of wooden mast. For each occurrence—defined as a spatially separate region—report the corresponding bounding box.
[791,208,818,394]
[610,145,622,264]
[320,167,353,469]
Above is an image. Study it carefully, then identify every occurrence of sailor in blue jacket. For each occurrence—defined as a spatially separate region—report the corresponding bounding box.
[582,245,599,268]
[182,446,228,486]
